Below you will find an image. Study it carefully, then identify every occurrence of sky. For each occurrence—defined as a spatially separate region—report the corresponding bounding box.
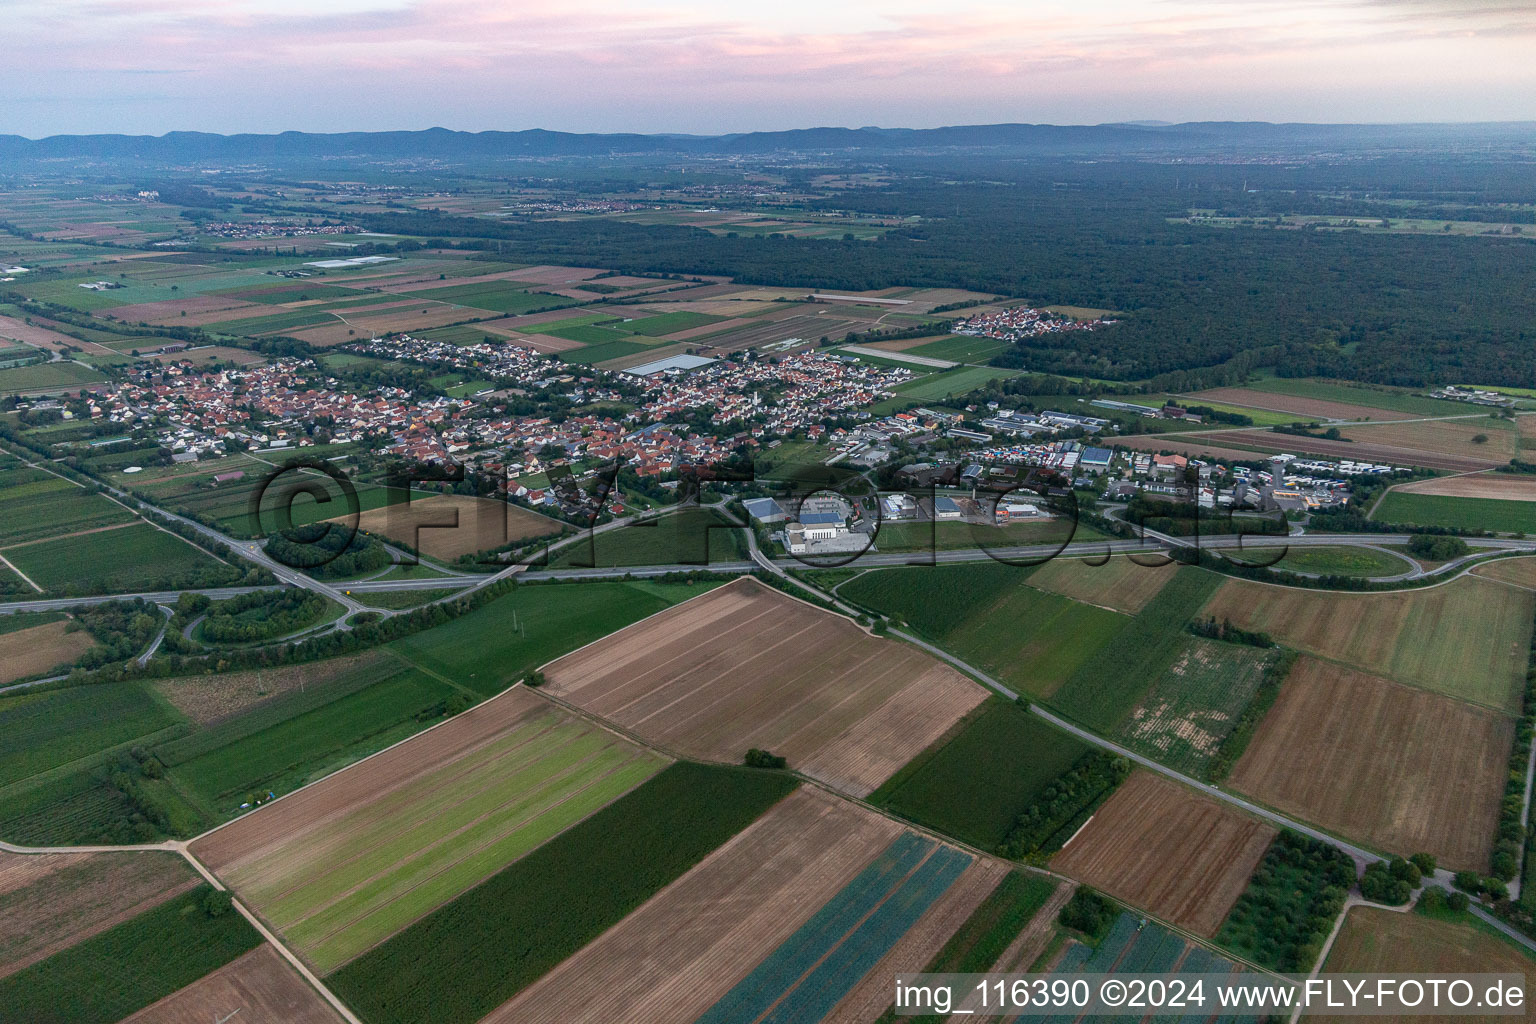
[6,0,1535,137]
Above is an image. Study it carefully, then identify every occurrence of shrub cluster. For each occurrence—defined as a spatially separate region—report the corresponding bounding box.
[1216,829,1353,971]
[999,753,1130,859]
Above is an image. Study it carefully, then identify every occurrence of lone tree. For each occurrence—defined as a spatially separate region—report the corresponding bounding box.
[744,748,787,770]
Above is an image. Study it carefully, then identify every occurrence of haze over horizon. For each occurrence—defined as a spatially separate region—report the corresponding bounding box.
[10,0,1535,138]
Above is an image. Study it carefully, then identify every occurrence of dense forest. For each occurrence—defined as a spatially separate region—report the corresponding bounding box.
[357,163,1536,387]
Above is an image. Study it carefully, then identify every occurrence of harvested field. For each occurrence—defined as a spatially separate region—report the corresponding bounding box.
[102,296,263,326]
[151,652,389,725]
[1185,386,1404,421]
[1228,657,1513,870]
[0,315,89,351]
[484,787,906,1024]
[1315,907,1536,1024]
[542,578,989,797]
[343,493,563,561]
[1025,554,1178,614]
[1475,556,1536,589]
[381,269,538,293]
[194,686,664,972]
[1200,575,1531,712]
[1341,417,1516,461]
[0,619,96,684]
[1202,428,1504,472]
[1056,776,1271,939]
[1391,472,1536,502]
[0,850,198,980]
[822,858,1010,1024]
[1111,434,1280,464]
[1052,772,1275,937]
[120,944,344,1024]
[500,265,605,284]
[476,322,585,351]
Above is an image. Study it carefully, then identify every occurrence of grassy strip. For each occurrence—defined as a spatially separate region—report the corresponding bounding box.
[0,884,260,1024]
[1051,567,1223,733]
[327,762,797,1024]
[1206,649,1297,782]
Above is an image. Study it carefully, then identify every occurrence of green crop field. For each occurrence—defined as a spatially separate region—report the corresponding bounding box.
[163,664,459,815]
[399,282,570,315]
[890,365,1019,400]
[391,578,721,696]
[1375,492,1536,534]
[870,698,1091,851]
[327,762,797,1024]
[1228,544,1414,577]
[0,361,106,394]
[519,312,622,334]
[1051,567,1224,732]
[906,335,1012,363]
[1114,637,1276,776]
[0,884,261,1024]
[555,338,654,363]
[623,311,724,336]
[548,508,747,568]
[0,479,136,546]
[0,683,181,791]
[237,708,666,971]
[840,562,1127,698]
[4,523,235,594]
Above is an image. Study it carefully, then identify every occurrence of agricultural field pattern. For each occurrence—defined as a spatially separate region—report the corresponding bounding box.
[5,116,1536,1024]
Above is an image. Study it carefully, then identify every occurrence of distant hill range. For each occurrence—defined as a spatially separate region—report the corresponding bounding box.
[2,121,1532,163]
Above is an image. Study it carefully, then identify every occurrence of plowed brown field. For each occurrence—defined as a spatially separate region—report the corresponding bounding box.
[1051,772,1274,937]
[0,850,198,980]
[1228,657,1513,871]
[483,786,905,1024]
[120,944,344,1024]
[343,493,563,560]
[542,578,989,796]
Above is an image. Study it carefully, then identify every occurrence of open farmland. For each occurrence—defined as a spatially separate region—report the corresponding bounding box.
[1116,637,1276,776]
[0,619,97,684]
[547,507,747,568]
[1200,427,1508,472]
[0,470,136,547]
[1475,556,1536,589]
[1200,575,1532,713]
[344,493,564,561]
[151,652,390,725]
[0,851,198,980]
[1230,544,1413,578]
[1375,491,1536,534]
[194,685,663,972]
[119,944,344,1024]
[0,883,262,1024]
[1183,385,1408,421]
[486,787,927,1024]
[1235,377,1474,417]
[1228,657,1512,870]
[870,698,1091,852]
[542,578,988,796]
[0,682,181,794]
[1315,907,1536,1024]
[4,522,234,594]
[689,834,976,1024]
[1393,472,1536,502]
[1052,772,1276,937]
[157,660,462,816]
[838,562,1127,698]
[1051,567,1224,733]
[1024,554,1178,614]
[328,763,796,1024]
[391,578,720,696]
